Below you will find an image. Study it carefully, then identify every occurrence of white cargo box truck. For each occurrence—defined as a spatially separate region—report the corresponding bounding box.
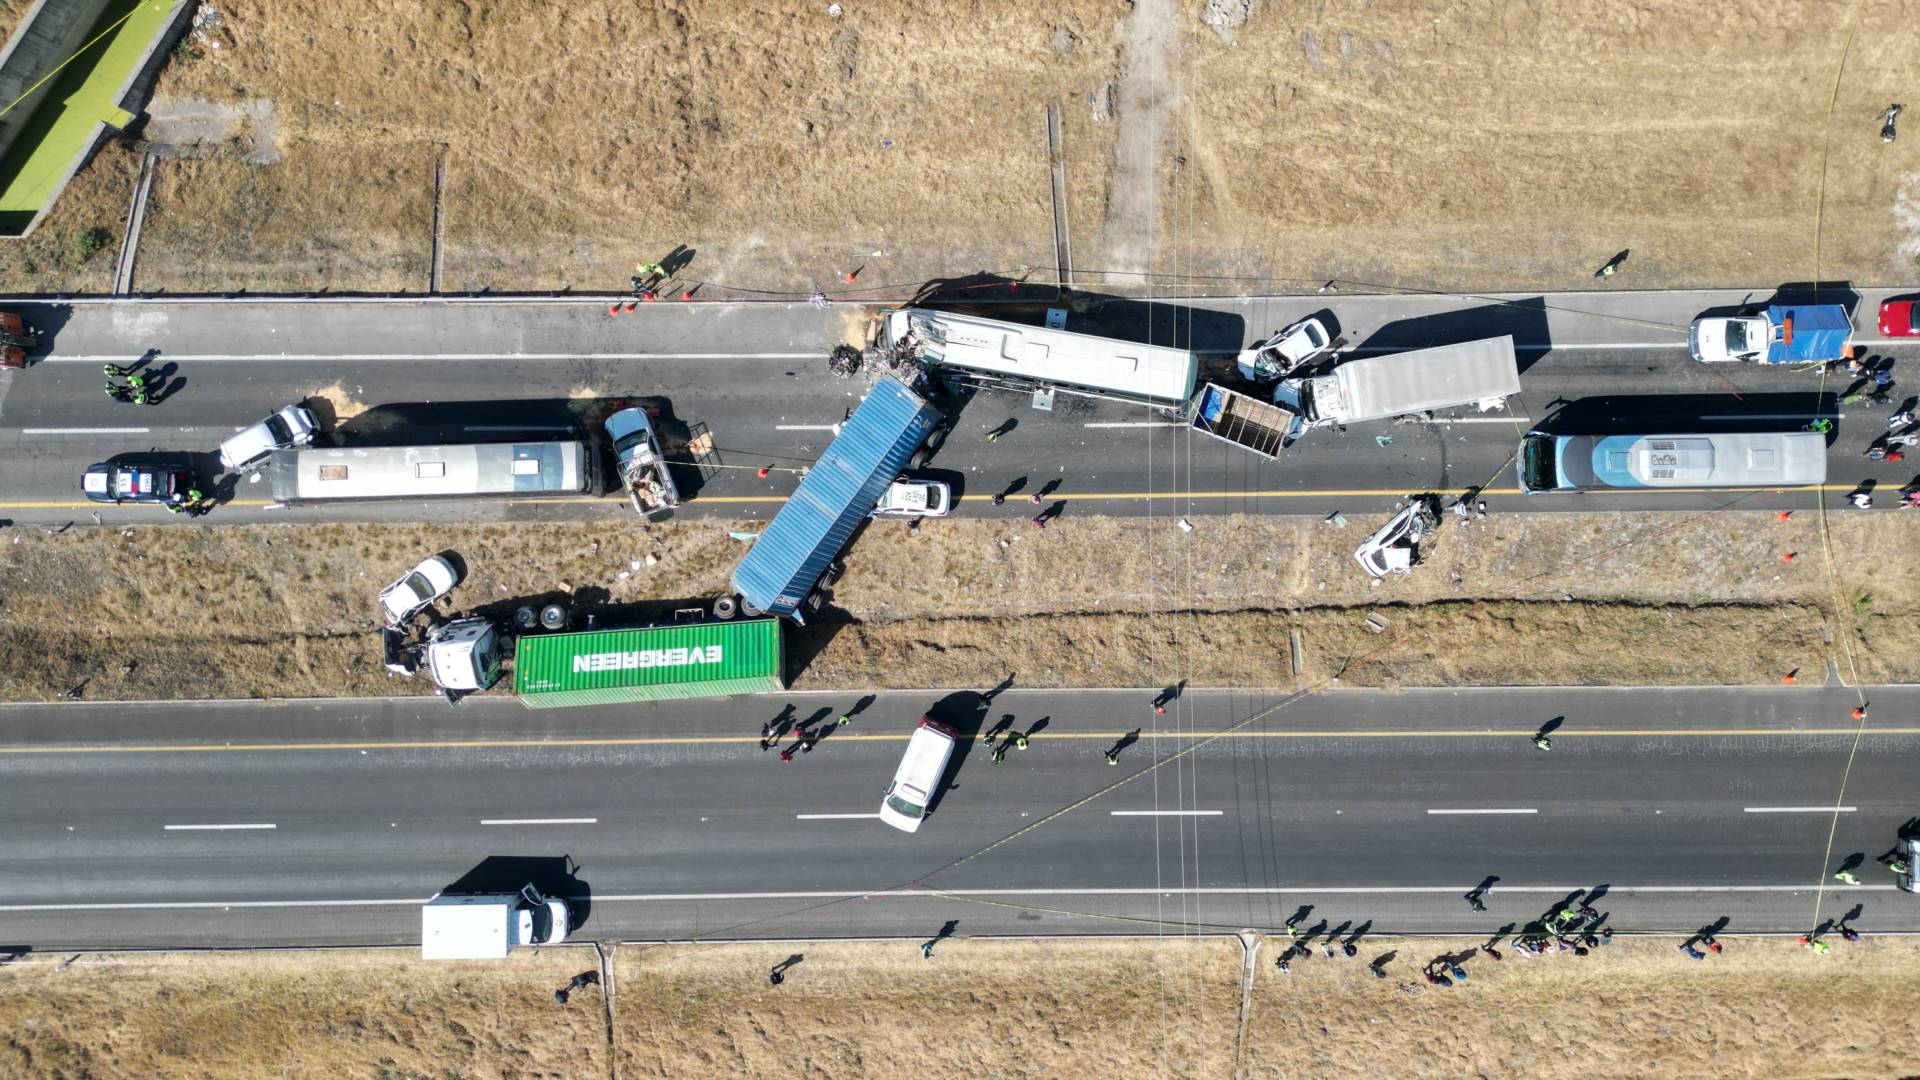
[420,883,571,960]
[1276,336,1522,430]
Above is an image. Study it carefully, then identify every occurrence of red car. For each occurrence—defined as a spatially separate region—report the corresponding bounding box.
[1880,296,1920,338]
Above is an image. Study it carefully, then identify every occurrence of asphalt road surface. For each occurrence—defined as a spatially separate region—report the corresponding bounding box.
[1,686,1912,951]
[1,287,1915,525]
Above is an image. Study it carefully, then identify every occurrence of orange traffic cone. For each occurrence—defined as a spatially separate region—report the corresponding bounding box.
[1782,552,1796,563]
[758,466,770,478]
[1851,706,1867,720]
[1782,671,1798,685]
[843,270,858,284]
[681,290,694,302]
[641,290,657,302]
[1776,510,1792,522]
[623,301,636,313]
[608,303,623,316]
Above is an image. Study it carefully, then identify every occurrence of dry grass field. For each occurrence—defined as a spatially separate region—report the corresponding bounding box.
[2,936,1913,1078]
[0,509,1909,702]
[0,948,609,1079]
[6,0,1910,295]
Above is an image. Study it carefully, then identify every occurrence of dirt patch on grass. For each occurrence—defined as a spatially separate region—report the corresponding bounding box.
[24,0,1919,295]
[0,948,608,1079]
[0,509,1911,702]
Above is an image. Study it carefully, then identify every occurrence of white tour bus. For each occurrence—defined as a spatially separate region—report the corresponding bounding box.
[266,441,596,503]
[884,306,1198,409]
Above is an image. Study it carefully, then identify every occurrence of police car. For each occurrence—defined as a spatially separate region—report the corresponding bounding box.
[81,458,191,505]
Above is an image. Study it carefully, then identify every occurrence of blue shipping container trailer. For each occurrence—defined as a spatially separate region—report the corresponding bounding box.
[731,376,941,619]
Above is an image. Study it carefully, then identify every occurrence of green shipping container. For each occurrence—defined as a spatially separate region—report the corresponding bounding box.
[512,619,784,708]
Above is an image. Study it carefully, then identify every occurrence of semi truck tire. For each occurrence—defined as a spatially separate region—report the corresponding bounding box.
[712,595,739,620]
[539,604,570,631]
[740,597,766,618]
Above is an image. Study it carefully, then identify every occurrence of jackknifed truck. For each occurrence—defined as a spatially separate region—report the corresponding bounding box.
[406,615,786,706]
[731,375,941,621]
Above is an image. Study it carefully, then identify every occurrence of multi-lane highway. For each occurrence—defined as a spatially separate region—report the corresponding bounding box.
[1,686,1912,950]
[0,287,1913,524]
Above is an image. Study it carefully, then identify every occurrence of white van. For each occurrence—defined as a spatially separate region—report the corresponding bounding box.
[878,716,958,833]
[220,403,318,472]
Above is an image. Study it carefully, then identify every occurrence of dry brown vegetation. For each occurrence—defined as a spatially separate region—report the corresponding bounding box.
[3,936,1915,1079]
[22,0,1916,296]
[0,140,137,294]
[617,938,1240,1077]
[0,948,608,1079]
[0,509,1912,702]
[1239,932,1920,1079]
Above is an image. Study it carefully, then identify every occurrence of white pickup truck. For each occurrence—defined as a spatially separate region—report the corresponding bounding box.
[421,884,570,960]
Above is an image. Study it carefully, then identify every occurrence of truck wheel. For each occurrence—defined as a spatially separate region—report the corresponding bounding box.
[513,606,539,631]
[805,590,825,613]
[539,604,570,631]
[740,597,766,618]
[712,595,739,620]
[823,559,847,587]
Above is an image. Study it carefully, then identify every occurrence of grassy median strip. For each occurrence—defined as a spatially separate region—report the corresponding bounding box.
[1,936,1913,1078]
[0,511,1912,702]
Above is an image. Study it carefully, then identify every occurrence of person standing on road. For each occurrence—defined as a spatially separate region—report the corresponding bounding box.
[1835,869,1861,886]
[1533,734,1552,750]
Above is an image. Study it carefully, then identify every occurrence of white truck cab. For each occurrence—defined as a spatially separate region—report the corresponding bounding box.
[425,617,505,694]
[421,883,570,960]
[1686,315,1765,364]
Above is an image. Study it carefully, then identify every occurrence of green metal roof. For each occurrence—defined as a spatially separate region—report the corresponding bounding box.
[512,619,783,708]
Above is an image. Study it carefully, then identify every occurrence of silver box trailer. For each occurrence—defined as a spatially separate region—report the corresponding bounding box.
[1278,336,1522,429]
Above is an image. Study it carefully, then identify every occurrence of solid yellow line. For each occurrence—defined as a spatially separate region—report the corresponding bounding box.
[5,727,1914,755]
[0,484,1851,511]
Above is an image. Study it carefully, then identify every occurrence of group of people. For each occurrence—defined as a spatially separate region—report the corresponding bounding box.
[101,363,158,406]
[165,488,214,516]
[761,712,853,762]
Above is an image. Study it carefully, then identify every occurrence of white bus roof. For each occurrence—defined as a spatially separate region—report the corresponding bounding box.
[266,442,587,502]
[891,307,1197,406]
[1589,432,1828,487]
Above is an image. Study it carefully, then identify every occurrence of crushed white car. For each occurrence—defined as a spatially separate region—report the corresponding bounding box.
[1236,316,1332,381]
[379,555,460,627]
[1354,496,1441,578]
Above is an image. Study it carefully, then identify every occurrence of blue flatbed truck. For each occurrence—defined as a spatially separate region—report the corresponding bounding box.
[731,376,941,621]
[1688,303,1854,365]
